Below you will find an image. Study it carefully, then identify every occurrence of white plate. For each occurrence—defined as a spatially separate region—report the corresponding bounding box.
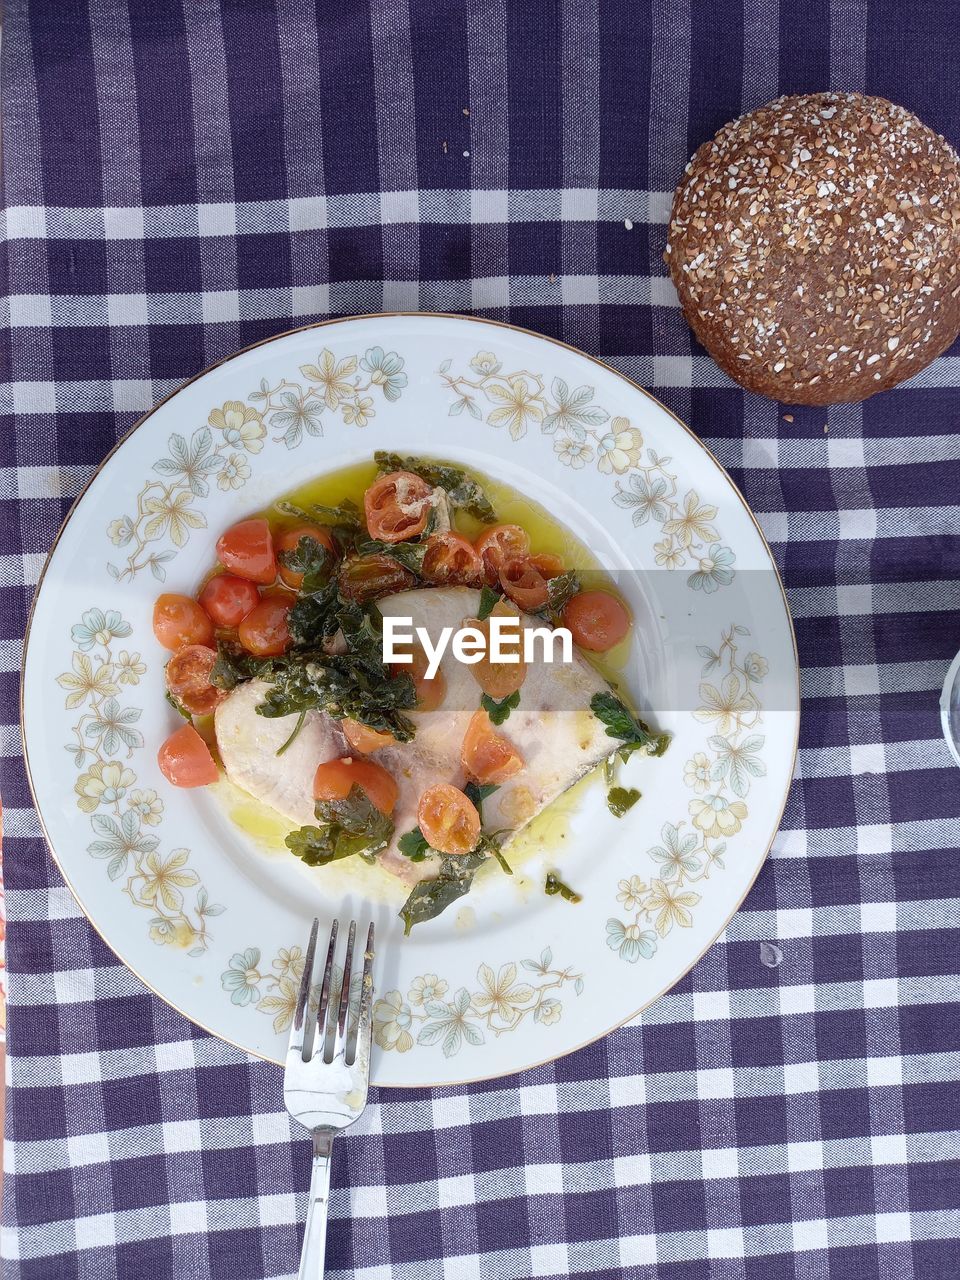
[22,314,798,1087]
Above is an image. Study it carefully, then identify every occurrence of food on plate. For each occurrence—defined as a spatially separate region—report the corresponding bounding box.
[157,723,219,787]
[666,92,960,405]
[152,454,668,931]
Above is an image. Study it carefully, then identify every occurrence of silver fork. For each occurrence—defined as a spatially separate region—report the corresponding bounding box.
[284,917,375,1278]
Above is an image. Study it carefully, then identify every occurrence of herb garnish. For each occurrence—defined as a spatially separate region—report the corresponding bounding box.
[274,499,362,555]
[399,850,487,935]
[481,690,520,725]
[355,537,429,575]
[546,571,580,613]
[544,872,581,903]
[278,535,334,595]
[373,451,496,523]
[607,786,641,818]
[398,827,431,862]
[286,786,394,867]
[397,782,513,931]
[590,692,670,759]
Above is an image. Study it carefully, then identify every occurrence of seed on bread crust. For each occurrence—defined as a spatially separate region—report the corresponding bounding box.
[666,92,960,405]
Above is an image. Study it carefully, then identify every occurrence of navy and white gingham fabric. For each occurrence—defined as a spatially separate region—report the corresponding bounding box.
[3,1,960,1276]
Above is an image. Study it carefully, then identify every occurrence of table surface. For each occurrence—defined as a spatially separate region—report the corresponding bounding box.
[2,1,960,1277]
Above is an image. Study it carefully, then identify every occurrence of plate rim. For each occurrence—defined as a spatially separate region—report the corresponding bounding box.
[20,311,800,1086]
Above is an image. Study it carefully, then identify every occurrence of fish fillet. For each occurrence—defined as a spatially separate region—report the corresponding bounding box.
[215,587,616,885]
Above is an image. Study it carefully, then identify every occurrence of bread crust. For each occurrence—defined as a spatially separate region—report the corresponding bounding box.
[666,92,960,405]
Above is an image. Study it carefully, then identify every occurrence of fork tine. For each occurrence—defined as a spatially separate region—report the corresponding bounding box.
[335,919,357,1043]
[289,917,318,1058]
[306,919,338,1063]
[350,922,375,1067]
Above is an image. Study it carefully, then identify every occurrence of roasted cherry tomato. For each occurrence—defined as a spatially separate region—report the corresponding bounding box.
[216,517,277,584]
[237,595,292,656]
[165,644,226,716]
[417,783,481,856]
[198,574,261,629]
[363,471,433,543]
[461,708,525,784]
[468,600,527,699]
[153,594,215,651]
[157,723,219,788]
[528,552,565,580]
[562,590,630,652]
[499,555,551,612]
[390,640,447,711]
[421,532,483,586]
[313,756,398,815]
[473,523,530,586]
[341,718,396,754]
[338,553,416,602]
[276,524,337,589]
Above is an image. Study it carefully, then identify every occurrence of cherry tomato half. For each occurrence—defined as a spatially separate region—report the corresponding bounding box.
[461,708,525,784]
[198,574,261,629]
[364,471,433,543]
[499,555,551,612]
[153,594,214,651]
[341,718,396,754]
[338,553,415,602]
[276,524,337,590]
[473,524,530,586]
[562,590,630,652]
[421,532,483,586]
[237,596,292,656]
[417,783,481,856]
[216,517,277,584]
[165,644,226,716]
[467,601,527,700]
[157,723,219,788]
[313,756,398,815]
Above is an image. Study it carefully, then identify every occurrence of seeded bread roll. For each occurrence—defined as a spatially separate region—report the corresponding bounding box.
[665,92,960,405]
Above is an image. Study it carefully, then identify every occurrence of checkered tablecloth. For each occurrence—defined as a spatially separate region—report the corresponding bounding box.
[3,1,960,1276]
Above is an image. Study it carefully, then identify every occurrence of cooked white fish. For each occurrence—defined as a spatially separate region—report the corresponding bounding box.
[215,586,616,885]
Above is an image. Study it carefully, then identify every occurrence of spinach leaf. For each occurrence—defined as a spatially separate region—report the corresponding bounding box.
[544,872,582,903]
[481,689,520,725]
[546,571,581,613]
[275,497,361,530]
[274,498,362,555]
[355,537,429,575]
[476,584,500,621]
[590,691,670,758]
[278,535,334,595]
[398,827,431,862]
[256,655,417,740]
[374,451,496,523]
[209,642,268,691]
[607,785,641,818]
[399,851,487,935]
[286,785,394,867]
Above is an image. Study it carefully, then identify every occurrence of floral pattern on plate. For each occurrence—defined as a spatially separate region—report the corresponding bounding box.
[106,346,408,582]
[372,950,584,1059]
[58,609,224,954]
[606,624,768,962]
[439,350,736,591]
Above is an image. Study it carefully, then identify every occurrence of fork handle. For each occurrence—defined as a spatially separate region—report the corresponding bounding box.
[298,1131,333,1278]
